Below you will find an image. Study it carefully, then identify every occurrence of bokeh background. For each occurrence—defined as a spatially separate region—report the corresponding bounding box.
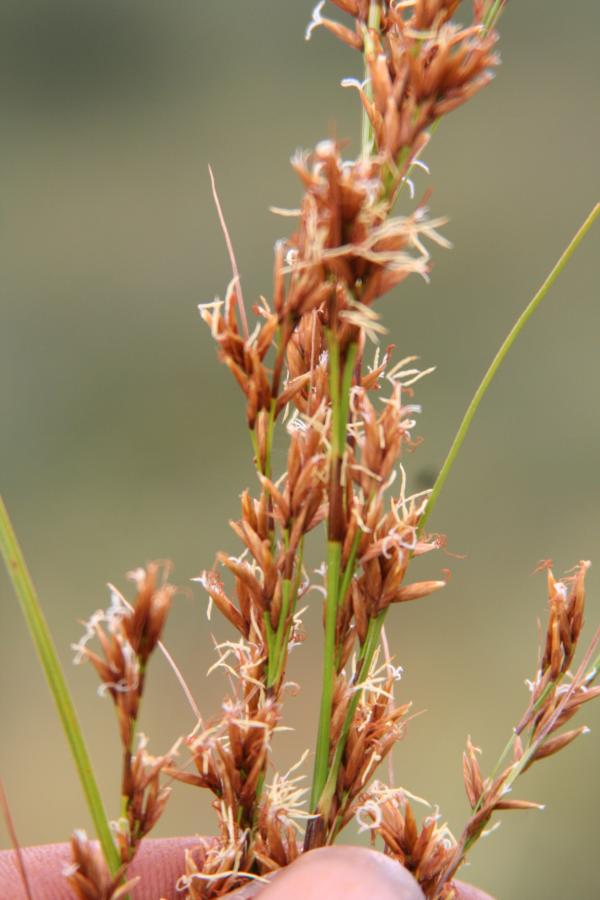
[1,2,599,897]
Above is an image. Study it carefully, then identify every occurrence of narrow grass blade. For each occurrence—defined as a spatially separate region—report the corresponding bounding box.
[0,497,120,874]
[420,202,600,532]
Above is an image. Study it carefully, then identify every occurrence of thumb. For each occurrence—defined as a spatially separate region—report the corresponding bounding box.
[225,845,424,898]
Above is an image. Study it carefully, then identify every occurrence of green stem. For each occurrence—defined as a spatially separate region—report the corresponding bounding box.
[419,202,600,535]
[361,2,382,158]
[263,612,276,668]
[310,540,342,811]
[339,540,360,608]
[0,497,120,875]
[484,0,505,31]
[320,609,387,837]
[326,331,341,456]
[337,343,358,457]
[310,338,359,813]
[267,530,292,688]
[273,536,305,685]
[250,398,277,479]
[269,579,291,682]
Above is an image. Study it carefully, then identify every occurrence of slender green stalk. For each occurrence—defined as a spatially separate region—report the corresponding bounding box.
[270,536,305,688]
[484,0,505,31]
[0,496,120,875]
[269,581,291,682]
[337,343,357,457]
[250,399,277,480]
[310,539,342,811]
[338,530,362,612]
[360,2,382,158]
[419,202,600,534]
[310,0,376,793]
[266,530,297,689]
[263,611,276,668]
[317,604,385,819]
[326,331,341,455]
[310,340,360,814]
[317,203,600,826]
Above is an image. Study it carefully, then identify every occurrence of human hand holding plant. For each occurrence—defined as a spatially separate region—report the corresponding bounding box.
[0,840,494,898]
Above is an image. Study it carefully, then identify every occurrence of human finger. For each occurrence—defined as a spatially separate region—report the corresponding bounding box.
[224,845,424,899]
[0,836,203,899]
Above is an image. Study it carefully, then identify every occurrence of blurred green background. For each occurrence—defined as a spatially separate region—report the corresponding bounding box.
[1,2,599,897]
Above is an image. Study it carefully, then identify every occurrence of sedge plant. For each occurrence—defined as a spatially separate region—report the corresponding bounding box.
[1,2,599,898]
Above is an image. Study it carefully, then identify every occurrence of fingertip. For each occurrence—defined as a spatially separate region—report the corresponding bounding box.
[244,845,425,899]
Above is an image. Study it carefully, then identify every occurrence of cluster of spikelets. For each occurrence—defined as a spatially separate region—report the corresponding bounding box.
[355,560,600,898]
[64,3,600,899]
[68,564,177,896]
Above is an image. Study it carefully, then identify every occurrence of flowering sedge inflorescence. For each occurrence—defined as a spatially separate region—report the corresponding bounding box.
[67,564,176,897]
[186,0,501,864]
[65,3,600,898]
[355,561,600,898]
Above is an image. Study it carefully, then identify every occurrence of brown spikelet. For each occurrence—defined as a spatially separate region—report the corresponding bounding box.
[71,564,177,880]
[429,562,599,896]
[66,832,134,900]
[528,726,590,764]
[462,738,483,809]
[394,579,446,603]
